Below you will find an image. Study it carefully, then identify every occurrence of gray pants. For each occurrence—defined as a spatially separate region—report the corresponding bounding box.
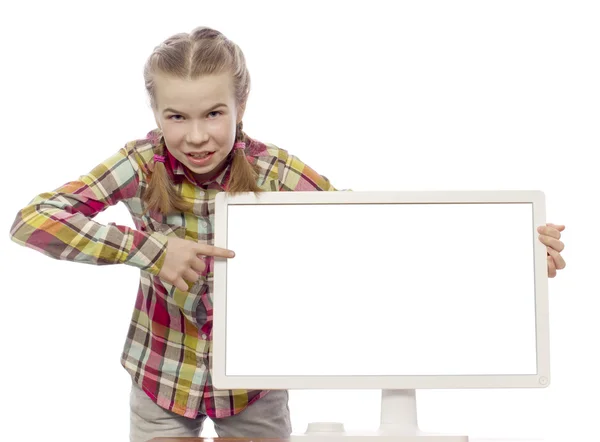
[130,382,292,442]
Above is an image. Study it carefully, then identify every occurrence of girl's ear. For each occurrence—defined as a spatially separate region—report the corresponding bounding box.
[236,104,246,124]
[153,111,162,130]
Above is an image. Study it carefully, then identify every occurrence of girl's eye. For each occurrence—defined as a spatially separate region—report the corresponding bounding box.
[208,111,221,118]
[169,115,184,121]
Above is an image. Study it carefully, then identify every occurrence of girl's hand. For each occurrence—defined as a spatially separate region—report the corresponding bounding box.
[158,237,234,291]
[538,223,566,278]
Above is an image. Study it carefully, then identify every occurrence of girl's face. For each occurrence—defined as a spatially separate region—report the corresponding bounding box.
[152,72,243,183]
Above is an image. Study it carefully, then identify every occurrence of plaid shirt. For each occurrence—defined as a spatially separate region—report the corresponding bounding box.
[9,129,337,419]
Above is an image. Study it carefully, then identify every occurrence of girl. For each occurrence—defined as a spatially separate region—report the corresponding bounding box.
[8,26,567,441]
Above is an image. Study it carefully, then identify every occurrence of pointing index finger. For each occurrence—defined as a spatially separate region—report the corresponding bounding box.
[196,243,235,258]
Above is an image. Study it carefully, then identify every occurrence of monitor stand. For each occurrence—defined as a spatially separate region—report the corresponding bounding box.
[290,389,469,442]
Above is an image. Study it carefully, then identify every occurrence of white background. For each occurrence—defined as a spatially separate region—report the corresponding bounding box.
[225,203,537,376]
[0,1,597,441]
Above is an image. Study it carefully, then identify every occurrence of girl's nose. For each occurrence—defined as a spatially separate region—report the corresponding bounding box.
[186,123,209,144]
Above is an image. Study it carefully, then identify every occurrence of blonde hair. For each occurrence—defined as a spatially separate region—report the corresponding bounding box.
[142,27,262,216]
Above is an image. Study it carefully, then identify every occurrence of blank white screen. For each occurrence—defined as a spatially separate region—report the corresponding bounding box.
[224,203,537,376]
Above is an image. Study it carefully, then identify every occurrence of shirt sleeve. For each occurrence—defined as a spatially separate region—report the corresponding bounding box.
[8,146,168,276]
[277,149,338,192]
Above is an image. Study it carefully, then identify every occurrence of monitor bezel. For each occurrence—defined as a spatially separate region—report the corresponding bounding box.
[212,190,549,390]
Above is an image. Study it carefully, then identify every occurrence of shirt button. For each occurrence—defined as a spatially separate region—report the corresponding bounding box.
[198,191,205,197]
[202,334,207,340]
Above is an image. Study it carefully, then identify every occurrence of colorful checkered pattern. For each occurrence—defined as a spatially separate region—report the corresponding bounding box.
[9,129,337,419]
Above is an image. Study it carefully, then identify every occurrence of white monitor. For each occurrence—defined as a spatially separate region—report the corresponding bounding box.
[212,190,549,442]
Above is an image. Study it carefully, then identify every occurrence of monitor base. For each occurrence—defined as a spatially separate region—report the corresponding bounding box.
[290,389,469,442]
